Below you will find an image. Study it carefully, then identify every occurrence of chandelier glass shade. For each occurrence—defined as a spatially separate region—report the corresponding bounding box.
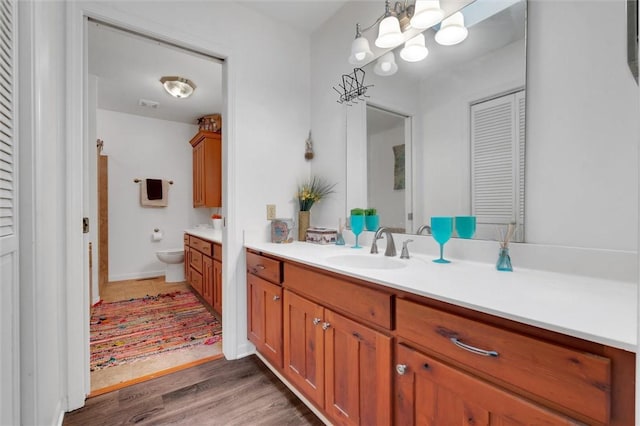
[410,0,444,29]
[435,12,469,45]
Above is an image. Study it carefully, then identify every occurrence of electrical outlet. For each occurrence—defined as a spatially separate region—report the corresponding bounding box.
[266,204,276,220]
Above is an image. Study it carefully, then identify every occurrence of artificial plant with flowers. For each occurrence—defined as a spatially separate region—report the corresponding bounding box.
[297,176,336,211]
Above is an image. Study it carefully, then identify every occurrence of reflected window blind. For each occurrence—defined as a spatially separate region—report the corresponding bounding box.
[0,0,13,238]
[471,90,525,227]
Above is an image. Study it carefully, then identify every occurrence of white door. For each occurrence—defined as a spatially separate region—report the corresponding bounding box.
[0,0,20,424]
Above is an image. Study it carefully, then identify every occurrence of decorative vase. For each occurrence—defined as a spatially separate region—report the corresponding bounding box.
[365,214,379,231]
[298,210,310,241]
[496,247,513,271]
[212,218,222,230]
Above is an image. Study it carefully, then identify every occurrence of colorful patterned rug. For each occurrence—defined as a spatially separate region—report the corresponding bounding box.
[90,291,221,371]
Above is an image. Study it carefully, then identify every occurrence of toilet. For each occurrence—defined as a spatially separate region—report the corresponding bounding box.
[156,249,185,283]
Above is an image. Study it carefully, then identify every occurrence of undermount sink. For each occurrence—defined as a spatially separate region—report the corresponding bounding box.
[325,254,406,270]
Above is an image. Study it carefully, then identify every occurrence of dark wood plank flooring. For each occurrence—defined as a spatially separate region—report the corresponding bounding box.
[64,355,323,425]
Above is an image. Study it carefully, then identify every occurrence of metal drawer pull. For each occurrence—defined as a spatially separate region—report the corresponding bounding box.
[396,364,407,375]
[273,295,280,301]
[322,322,331,330]
[451,337,499,357]
[313,318,322,325]
[254,264,266,270]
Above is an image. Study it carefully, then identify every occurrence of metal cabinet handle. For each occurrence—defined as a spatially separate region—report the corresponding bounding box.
[273,295,280,301]
[255,264,266,270]
[313,318,322,325]
[322,322,331,330]
[396,364,407,375]
[450,337,499,357]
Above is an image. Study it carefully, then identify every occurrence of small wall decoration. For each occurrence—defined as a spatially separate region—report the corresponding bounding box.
[393,144,405,190]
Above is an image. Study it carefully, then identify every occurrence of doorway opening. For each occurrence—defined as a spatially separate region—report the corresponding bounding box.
[86,19,226,395]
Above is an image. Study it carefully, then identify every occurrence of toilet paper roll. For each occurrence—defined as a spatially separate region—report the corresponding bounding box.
[152,230,163,241]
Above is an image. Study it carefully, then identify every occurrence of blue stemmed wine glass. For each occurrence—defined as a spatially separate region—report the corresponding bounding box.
[431,216,453,263]
[350,213,365,249]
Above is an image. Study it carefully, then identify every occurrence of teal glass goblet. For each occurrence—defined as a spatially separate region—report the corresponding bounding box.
[455,216,476,239]
[350,214,365,249]
[431,216,453,263]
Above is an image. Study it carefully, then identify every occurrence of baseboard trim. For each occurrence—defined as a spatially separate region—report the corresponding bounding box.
[108,270,164,282]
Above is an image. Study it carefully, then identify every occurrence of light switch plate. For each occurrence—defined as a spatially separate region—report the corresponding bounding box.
[266,204,276,220]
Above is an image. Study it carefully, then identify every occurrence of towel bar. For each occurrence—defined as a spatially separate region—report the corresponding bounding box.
[134,178,174,185]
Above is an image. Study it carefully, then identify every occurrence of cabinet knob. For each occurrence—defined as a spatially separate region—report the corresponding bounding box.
[273,295,280,301]
[396,364,408,375]
[322,322,331,331]
[313,318,322,325]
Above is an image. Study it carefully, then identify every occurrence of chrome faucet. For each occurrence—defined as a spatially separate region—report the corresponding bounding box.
[371,227,397,257]
[416,224,432,235]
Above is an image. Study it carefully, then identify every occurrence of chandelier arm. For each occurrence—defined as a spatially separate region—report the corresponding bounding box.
[359,13,387,34]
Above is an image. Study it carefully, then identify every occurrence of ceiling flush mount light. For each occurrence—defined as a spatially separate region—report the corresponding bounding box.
[349,23,374,65]
[410,0,444,30]
[435,12,469,46]
[374,51,398,76]
[400,33,428,62]
[160,76,196,99]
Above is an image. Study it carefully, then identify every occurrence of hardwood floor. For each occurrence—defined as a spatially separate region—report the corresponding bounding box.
[66,355,323,425]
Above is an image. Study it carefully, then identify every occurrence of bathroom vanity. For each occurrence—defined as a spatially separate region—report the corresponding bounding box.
[184,229,222,315]
[245,242,635,425]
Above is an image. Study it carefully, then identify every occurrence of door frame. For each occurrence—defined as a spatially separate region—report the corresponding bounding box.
[65,2,237,409]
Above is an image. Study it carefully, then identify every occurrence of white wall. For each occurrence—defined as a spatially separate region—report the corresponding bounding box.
[97,109,209,281]
[420,39,525,220]
[312,0,639,253]
[18,1,68,425]
[368,124,406,230]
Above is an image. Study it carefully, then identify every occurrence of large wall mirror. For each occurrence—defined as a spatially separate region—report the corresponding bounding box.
[346,0,527,241]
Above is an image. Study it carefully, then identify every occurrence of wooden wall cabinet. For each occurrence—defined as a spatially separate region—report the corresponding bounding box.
[184,233,222,315]
[189,130,221,208]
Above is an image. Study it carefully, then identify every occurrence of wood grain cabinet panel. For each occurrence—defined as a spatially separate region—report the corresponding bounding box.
[283,289,325,407]
[324,310,392,426]
[247,274,283,367]
[202,256,214,307]
[396,298,611,424]
[213,259,222,315]
[189,130,221,208]
[395,344,578,425]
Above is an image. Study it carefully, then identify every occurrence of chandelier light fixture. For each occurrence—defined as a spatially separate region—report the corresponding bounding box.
[160,76,196,99]
[348,0,468,75]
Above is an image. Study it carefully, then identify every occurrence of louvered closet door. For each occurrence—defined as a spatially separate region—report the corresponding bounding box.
[471,91,525,236]
[0,0,19,424]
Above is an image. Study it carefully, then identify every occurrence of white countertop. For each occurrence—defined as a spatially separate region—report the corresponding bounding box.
[185,227,222,244]
[245,241,637,352]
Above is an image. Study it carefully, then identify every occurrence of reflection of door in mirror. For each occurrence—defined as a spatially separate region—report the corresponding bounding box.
[367,105,412,233]
[470,90,525,242]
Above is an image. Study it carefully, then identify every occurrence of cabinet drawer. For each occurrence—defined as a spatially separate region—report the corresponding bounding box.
[396,298,611,424]
[213,243,222,262]
[183,233,190,245]
[190,249,203,273]
[285,263,392,330]
[247,251,282,284]
[190,236,213,256]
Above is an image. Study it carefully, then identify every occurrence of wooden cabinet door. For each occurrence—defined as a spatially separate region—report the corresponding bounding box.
[247,274,282,367]
[283,289,325,407]
[213,259,222,315]
[395,344,578,425]
[202,255,214,307]
[324,310,392,426]
[192,143,204,207]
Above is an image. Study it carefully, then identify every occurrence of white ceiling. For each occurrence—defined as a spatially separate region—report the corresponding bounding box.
[87,1,350,125]
[88,21,224,125]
